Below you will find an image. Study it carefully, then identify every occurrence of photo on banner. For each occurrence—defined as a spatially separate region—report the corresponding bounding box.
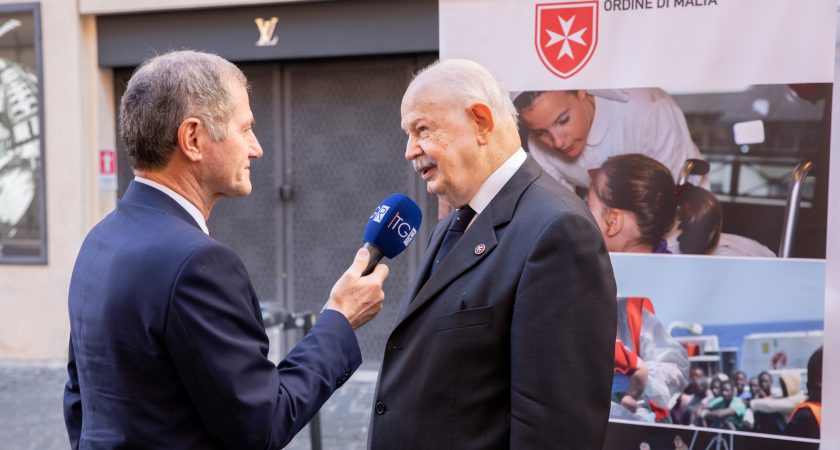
[513,84,831,258]
[0,3,45,264]
[440,0,833,447]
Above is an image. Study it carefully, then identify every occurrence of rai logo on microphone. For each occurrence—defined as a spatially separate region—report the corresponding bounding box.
[371,205,390,223]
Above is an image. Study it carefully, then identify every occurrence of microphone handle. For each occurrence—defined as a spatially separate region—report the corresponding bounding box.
[362,242,385,276]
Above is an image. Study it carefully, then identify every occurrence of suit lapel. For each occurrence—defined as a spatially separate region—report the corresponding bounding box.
[393,157,544,329]
[394,219,448,323]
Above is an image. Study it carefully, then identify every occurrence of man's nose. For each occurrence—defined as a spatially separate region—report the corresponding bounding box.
[404,138,421,160]
[250,138,264,159]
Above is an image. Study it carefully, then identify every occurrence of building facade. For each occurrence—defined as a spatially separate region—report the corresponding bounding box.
[0,0,440,362]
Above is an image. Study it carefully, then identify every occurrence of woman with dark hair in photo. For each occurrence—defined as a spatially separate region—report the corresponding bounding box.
[668,183,776,257]
[587,153,776,257]
[672,184,722,255]
[587,154,676,254]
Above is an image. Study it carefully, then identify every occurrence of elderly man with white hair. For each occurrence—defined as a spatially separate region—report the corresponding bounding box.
[367,59,617,449]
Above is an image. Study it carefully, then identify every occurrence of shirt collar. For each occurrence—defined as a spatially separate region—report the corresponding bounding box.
[468,148,527,216]
[134,176,210,235]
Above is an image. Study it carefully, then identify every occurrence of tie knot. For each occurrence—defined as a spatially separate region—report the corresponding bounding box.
[449,206,476,232]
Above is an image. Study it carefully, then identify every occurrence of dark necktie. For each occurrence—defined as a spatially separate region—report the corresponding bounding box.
[430,206,476,275]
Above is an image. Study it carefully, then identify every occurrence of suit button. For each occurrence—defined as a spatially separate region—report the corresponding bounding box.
[375,401,386,415]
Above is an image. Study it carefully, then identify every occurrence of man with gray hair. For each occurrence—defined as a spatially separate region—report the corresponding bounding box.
[63,50,389,449]
[368,59,616,449]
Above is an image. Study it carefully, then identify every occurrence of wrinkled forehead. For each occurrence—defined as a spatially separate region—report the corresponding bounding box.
[400,83,457,128]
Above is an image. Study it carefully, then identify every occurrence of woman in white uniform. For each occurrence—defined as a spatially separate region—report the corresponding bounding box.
[515,88,703,190]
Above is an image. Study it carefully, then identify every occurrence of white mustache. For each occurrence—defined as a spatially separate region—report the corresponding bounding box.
[412,157,437,173]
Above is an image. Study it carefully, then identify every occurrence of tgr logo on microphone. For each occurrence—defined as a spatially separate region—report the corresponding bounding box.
[371,205,390,223]
[387,213,418,247]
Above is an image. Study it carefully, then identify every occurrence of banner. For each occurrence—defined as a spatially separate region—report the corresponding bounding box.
[441,0,834,447]
[440,0,834,92]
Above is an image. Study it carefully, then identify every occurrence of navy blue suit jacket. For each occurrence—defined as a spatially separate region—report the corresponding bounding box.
[64,181,361,449]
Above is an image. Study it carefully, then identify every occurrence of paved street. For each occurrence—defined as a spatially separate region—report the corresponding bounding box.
[0,361,377,450]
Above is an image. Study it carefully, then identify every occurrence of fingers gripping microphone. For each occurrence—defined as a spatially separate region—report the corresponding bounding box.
[361,193,423,276]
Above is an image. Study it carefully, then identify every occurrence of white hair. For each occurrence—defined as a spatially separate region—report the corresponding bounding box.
[410,59,518,126]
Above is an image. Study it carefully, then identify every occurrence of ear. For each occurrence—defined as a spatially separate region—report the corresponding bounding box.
[469,103,495,146]
[604,208,623,238]
[177,118,204,162]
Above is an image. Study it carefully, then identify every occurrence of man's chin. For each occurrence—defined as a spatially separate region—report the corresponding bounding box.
[233,183,253,197]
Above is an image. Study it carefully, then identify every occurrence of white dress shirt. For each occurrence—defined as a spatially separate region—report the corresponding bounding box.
[465,148,528,229]
[135,176,210,235]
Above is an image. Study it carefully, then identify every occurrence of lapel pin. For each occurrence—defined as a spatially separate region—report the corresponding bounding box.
[474,243,486,255]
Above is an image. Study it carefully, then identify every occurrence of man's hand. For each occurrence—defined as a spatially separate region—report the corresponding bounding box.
[326,248,389,329]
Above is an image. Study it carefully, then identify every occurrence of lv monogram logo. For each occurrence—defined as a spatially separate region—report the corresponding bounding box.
[254,17,279,47]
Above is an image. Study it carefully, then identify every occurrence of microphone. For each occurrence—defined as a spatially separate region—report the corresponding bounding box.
[361,193,423,276]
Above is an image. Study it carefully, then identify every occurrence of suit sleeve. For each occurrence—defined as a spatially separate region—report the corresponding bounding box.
[63,337,82,450]
[165,244,361,450]
[510,211,616,449]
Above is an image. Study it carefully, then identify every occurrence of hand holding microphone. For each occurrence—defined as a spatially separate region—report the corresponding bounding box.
[360,193,423,275]
[328,248,389,329]
[326,194,423,329]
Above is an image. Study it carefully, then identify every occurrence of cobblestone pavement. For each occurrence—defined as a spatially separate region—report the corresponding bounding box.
[0,361,377,450]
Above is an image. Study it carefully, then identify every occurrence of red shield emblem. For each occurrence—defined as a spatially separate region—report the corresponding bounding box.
[535,2,598,79]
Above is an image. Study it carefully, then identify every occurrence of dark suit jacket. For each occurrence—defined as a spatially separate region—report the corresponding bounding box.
[368,157,617,449]
[64,181,360,449]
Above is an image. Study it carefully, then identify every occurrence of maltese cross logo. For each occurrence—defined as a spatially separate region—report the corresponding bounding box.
[535,2,598,79]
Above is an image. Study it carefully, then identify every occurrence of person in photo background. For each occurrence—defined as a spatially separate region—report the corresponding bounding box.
[733,371,749,399]
[668,183,776,257]
[672,375,713,426]
[587,153,775,257]
[746,376,763,405]
[610,296,689,423]
[514,89,703,191]
[787,346,823,439]
[751,370,808,435]
[698,379,750,431]
[586,154,677,254]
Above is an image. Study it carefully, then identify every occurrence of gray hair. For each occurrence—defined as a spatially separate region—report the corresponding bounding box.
[410,59,518,126]
[119,50,247,170]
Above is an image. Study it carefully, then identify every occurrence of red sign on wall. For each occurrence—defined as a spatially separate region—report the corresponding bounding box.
[99,149,116,175]
[99,149,117,190]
